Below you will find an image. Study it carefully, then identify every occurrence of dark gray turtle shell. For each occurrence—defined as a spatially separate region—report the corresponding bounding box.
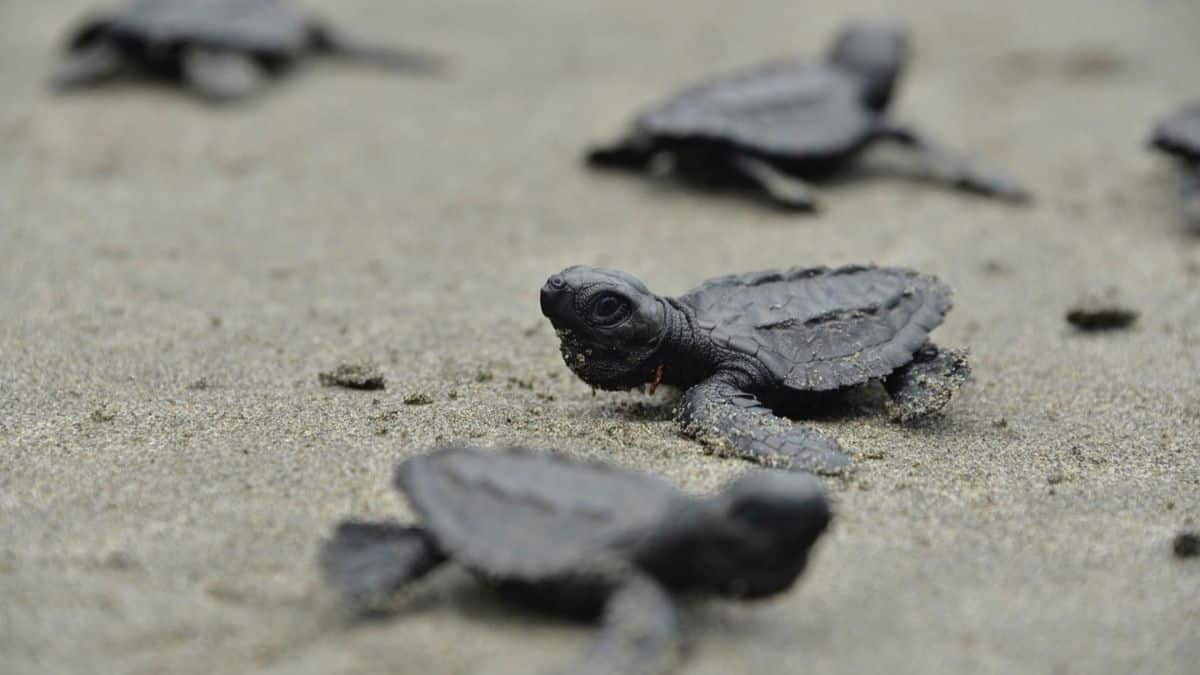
[680,266,952,391]
[397,447,681,581]
[1153,101,1200,160]
[632,61,875,160]
[86,0,311,56]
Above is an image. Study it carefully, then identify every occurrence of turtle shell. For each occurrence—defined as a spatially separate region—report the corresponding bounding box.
[633,61,876,161]
[1153,101,1200,161]
[679,266,952,392]
[98,0,310,56]
[396,446,681,581]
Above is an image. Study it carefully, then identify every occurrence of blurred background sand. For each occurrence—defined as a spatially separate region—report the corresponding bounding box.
[1,1,1198,673]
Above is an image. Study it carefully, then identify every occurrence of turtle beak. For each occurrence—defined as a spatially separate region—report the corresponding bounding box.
[540,275,570,321]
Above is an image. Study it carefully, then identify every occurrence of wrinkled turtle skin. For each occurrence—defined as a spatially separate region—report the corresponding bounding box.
[587,18,1029,210]
[52,0,435,102]
[1150,102,1200,225]
[320,444,831,675]
[541,265,971,475]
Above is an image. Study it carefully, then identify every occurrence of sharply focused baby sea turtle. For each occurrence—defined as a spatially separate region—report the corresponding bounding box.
[587,19,1028,209]
[321,445,831,675]
[1150,101,1200,225]
[52,0,435,101]
[541,265,971,475]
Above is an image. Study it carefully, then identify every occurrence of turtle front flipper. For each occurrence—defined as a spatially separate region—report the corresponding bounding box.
[679,377,850,476]
[883,344,971,423]
[181,47,266,102]
[307,21,442,73]
[319,520,446,607]
[554,575,681,675]
[52,37,126,91]
[1179,163,1200,225]
[730,155,820,211]
[875,122,1031,202]
[586,133,659,172]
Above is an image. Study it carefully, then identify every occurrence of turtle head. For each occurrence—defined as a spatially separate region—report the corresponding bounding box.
[540,266,669,391]
[828,18,910,112]
[709,471,832,598]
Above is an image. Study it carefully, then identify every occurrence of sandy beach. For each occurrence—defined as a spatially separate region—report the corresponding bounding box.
[2,0,1198,673]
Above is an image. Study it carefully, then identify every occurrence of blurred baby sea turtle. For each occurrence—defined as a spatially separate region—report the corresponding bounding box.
[587,18,1029,210]
[1150,101,1200,226]
[321,444,832,675]
[52,0,438,102]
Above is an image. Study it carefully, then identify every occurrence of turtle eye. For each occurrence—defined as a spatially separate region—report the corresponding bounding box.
[589,293,630,326]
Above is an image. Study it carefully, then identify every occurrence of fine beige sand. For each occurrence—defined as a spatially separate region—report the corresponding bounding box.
[2,1,1198,673]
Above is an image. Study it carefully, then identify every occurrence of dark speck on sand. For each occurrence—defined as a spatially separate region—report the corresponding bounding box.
[319,363,386,391]
[1174,532,1200,559]
[1066,292,1139,331]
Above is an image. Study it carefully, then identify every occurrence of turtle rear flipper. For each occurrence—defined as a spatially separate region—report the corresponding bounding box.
[556,575,681,675]
[319,520,446,606]
[883,344,970,423]
[875,122,1031,202]
[307,21,441,73]
[679,377,850,476]
[182,47,267,101]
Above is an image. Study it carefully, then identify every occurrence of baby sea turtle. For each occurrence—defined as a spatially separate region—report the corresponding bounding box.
[1150,101,1200,225]
[321,444,831,675]
[52,0,435,102]
[587,19,1028,210]
[540,265,971,475]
